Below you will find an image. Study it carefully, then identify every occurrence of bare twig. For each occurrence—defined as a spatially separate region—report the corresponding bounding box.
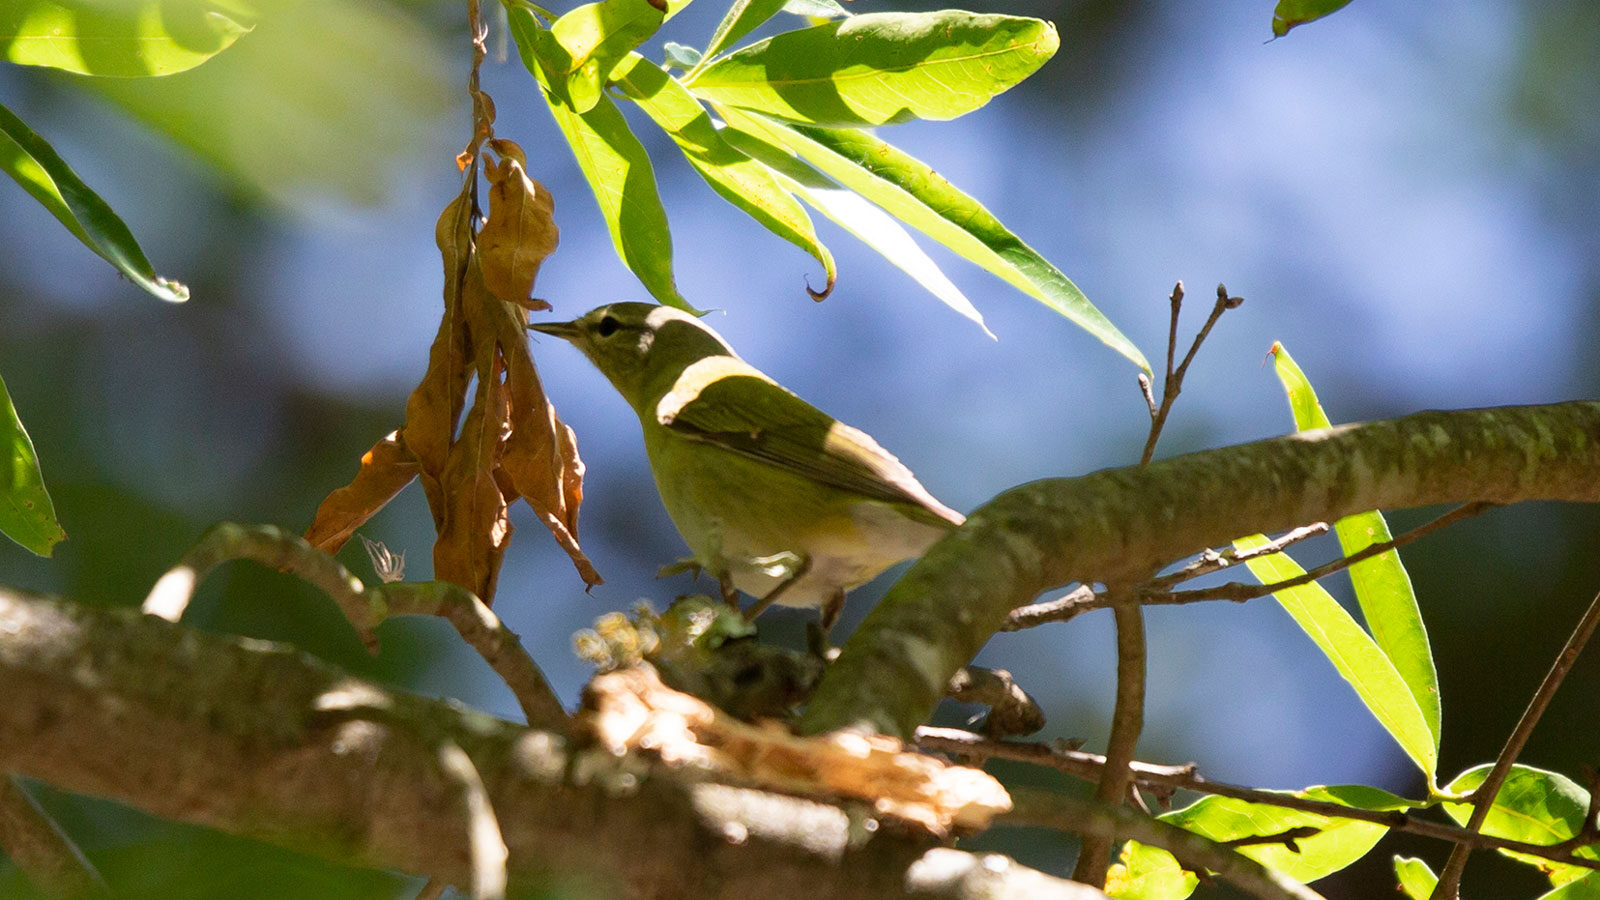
[946,665,1046,737]
[1072,585,1146,888]
[1139,282,1243,465]
[1430,586,1600,900]
[412,878,450,900]
[0,776,107,898]
[915,727,1600,874]
[1007,786,1325,900]
[141,523,570,733]
[1156,502,1494,605]
[1001,585,1098,631]
[1147,523,1330,591]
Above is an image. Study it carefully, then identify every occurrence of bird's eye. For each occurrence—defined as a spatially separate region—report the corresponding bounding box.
[596,315,620,338]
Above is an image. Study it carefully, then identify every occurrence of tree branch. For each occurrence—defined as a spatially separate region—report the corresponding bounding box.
[0,590,1101,900]
[804,402,1600,739]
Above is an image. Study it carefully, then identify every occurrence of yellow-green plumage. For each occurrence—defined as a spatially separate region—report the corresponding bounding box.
[531,303,962,617]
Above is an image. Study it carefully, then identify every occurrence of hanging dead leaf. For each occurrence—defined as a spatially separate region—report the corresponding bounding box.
[434,359,513,604]
[478,140,558,310]
[304,430,421,553]
[503,341,599,586]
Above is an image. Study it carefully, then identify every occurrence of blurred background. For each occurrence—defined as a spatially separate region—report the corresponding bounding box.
[2,0,1598,896]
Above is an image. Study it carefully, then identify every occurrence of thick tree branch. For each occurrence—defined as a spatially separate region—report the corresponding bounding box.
[804,402,1600,738]
[0,590,1100,900]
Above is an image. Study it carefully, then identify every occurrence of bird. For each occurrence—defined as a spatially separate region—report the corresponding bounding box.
[529,302,964,631]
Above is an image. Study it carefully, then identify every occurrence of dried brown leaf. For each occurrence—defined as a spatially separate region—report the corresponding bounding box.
[433,365,513,604]
[478,141,558,310]
[304,430,421,554]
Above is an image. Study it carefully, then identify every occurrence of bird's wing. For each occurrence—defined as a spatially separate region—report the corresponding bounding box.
[655,356,964,527]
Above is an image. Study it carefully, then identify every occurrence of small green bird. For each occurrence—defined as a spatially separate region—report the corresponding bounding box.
[530,302,964,630]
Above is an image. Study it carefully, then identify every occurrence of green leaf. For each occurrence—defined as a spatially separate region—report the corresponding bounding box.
[613,54,835,295]
[0,0,253,76]
[698,0,788,67]
[781,0,849,19]
[1393,856,1438,899]
[508,7,692,311]
[1104,841,1197,900]
[1240,536,1438,779]
[754,118,1147,368]
[0,372,65,556]
[719,106,988,333]
[0,101,188,302]
[550,0,666,113]
[686,11,1058,126]
[1270,343,1440,759]
[1442,765,1600,886]
[88,0,450,207]
[1271,0,1356,37]
[1541,873,1600,900]
[1112,785,1411,897]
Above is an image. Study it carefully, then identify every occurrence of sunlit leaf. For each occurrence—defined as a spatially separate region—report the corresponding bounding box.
[686,11,1057,126]
[0,0,253,76]
[1270,342,1440,764]
[1393,856,1438,899]
[1540,873,1600,900]
[781,0,849,19]
[1240,536,1437,778]
[550,0,666,112]
[508,7,692,311]
[751,117,1146,367]
[0,101,187,302]
[1104,841,1196,900]
[697,0,788,65]
[1442,765,1600,886]
[477,143,560,308]
[613,54,834,295]
[1116,784,1408,894]
[1272,0,1356,37]
[661,41,701,69]
[0,372,65,556]
[719,106,989,333]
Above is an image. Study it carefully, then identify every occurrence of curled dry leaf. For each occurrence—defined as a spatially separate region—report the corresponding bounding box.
[479,140,559,310]
[582,665,1011,835]
[433,349,514,603]
[304,430,422,553]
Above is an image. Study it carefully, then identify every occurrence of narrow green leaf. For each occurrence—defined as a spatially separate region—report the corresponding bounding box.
[697,0,788,67]
[1104,841,1196,900]
[1393,856,1438,899]
[719,106,989,333]
[1240,536,1438,778]
[613,54,835,295]
[507,8,692,311]
[1270,342,1440,759]
[0,0,253,76]
[1272,0,1356,37]
[0,101,188,302]
[686,11,1058,126]
[0,372,65,557]
[550,0,666,113]
[1442,765,1600,886]
[757,119,1147,368]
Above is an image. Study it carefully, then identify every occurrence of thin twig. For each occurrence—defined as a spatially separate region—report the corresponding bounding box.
[1000,584,1097,631]
[1072,585,1145,888]
[915,727,1600,873]
[1156,502,1494,605]
[1147,523,1330,591]
[1139,283,1243,465]
[1430,586,1600,900]
[141,523,571,732]
[945,665,1046,737]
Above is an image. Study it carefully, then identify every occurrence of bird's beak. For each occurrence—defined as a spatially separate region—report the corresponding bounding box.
[528,319,580,341]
